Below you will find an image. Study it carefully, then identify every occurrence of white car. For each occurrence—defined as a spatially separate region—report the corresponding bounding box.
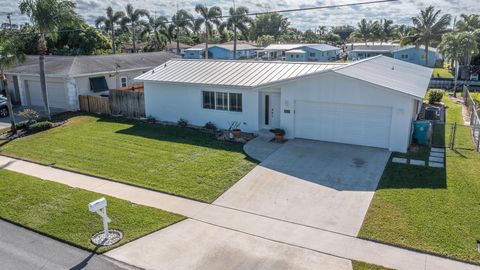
[0,97,9,118]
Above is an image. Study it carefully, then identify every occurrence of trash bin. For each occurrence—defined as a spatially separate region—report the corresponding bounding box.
[413,121,431,145]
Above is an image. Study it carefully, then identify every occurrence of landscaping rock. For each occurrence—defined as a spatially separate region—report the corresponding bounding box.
[91,229,123,246]
[392,157,407,164]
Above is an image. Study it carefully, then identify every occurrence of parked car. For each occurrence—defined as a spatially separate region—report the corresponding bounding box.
[0,97,9,118]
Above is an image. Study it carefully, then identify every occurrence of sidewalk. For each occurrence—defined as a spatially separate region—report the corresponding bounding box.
[1,155,479,270]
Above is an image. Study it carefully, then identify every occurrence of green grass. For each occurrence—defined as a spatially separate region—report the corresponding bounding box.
[470,92,480,106]
[432,68,454,79]
[0,114,256,202]
[352,261,392,270]
[0,169,184,253]
[360,93,480,263]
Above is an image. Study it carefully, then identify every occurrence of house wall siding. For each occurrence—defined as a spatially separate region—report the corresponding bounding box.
[144,82,260,132]
[277,71,416,152]
[392,47,438,67]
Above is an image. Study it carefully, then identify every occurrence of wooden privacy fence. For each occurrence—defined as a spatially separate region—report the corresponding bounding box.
[79,95,111,114]
[110,89,145,118]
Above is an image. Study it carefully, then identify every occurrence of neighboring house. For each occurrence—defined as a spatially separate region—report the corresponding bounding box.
[183,42,259,59]
[263,44,341,61]
[165,42,192,56]
[136,56,432,153]
[3,52,178,110]
[347,44,441,67]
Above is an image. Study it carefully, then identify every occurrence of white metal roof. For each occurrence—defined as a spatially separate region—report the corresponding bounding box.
[136,59,345,88]
[137,56,432,99]
[334,55,433,99]
[264,43,339,52]
[286,49,306,54]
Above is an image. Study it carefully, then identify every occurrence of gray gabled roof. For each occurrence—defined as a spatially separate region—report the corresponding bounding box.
[6,52,179,77]
[136,59,345,88]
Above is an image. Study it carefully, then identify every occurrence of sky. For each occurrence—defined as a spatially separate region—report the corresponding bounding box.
[1,0,479,31]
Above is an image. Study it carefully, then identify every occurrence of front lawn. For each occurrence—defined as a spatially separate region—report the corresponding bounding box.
[352,261,392,270]
[432,68,454,79]
[0,169,183,253]
[0,114,256,202]
[360,94,480,263]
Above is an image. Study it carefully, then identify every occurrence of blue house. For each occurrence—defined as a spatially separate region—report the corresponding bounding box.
[265,43,341,62]
[183,43,259,59]
[347,44,399,60]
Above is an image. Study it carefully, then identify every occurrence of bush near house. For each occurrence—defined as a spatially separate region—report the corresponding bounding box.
[427,89,444,104]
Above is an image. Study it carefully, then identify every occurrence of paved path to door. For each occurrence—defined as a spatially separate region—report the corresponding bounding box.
[0,155,479,270]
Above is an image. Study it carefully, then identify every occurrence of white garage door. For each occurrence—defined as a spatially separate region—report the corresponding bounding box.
[27,81,68,109]
[294,101,392,149]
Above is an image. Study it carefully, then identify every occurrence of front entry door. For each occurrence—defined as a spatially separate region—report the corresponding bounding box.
[263,93,280,129]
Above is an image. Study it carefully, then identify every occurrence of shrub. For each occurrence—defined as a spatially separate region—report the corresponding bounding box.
[269,128,286,136]
[428,89,444,104]
[204,121,217,130]
[28,121,52,133]
[16,120,30,130]
[146,115,156,123]
[17,109,39,125]
[177,118,188,127]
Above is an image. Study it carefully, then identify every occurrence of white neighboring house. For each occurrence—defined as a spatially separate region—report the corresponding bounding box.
[136,56,432,153]
[3,52,178,111]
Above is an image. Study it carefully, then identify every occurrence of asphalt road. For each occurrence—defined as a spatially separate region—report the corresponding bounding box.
[0,219,136,270]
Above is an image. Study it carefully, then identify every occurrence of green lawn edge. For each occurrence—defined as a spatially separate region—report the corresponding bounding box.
[352,261,392,270]
[0,169,185,253]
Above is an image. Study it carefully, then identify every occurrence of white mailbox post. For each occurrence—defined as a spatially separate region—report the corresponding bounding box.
[88,198,111,241]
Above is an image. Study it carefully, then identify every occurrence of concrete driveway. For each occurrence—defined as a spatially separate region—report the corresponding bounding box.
[215,139,390,236]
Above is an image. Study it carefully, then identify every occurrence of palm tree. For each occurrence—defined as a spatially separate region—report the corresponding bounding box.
[317,25,327,43]
[353,19,372,45]
[169,10,194,55]
[95,7,125,54]
[402,6,451,66]
[121,4,149,53]
[0,34,25,133]
[195,4,222,60]
[140,15,170,51]
[379,19,394,44]
[219,6,252,59]
[455,14,480,32]
[19,0,77,120]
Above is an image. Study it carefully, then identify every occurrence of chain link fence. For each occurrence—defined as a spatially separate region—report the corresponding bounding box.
[462,86,480,151]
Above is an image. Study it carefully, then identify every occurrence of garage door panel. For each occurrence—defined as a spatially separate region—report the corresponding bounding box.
[27,81,67,109]
[294,101,391,149]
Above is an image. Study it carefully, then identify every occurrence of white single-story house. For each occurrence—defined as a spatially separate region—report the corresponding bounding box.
[136,56,433,152]
[3,52,178,110]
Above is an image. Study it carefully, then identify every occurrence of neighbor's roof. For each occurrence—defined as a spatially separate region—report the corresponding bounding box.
[393,45,439,53]
[264,43,339,51]
[137,55,432,99]
[349,44,401,52]
[185,43,259,51]
[136,59,345,88]
[6,52,179,77]
[286,49,306,54]
[334,55,433,99]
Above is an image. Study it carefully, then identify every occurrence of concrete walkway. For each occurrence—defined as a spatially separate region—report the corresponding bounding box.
[0,155,479,270]
[243,130,282,162]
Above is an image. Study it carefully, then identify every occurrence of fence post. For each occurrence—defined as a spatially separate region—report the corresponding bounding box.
[451,122,457,149]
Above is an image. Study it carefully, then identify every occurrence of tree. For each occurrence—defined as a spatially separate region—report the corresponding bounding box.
[455,14,480,32]
[402,6,451,66]
[95,6,125,54]
[0,33,25,133]
[220,6,252,59]
[379,19,394,44]
[353,19,372,45]
[250,13,289,41]
[331,25,355,43]
[195,4,222,59]
[120,4,149,53]
[54,19,111,55]
[304,29,318,43]
[256,35,274,47]
[19,0,77,120]
[169,9,194,55]
[140,15,170,51]
[394,24,412,42]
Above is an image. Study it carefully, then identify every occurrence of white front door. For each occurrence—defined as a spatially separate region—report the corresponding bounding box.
[262,92,281,129]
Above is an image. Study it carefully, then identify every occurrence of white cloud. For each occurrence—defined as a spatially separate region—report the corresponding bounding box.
[1,0,479,30]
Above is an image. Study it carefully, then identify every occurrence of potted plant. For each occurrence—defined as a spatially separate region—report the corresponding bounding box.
[228,121,241,138]
[270,128,286,142]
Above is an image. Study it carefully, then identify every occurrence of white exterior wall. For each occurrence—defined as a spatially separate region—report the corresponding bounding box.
[277,71,416,152]
[144,82,260,132]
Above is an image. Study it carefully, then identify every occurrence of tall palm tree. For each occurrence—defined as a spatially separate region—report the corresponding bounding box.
[140,15,170,51]
[19,0,77,120]
[379,19,394,44]
[353,19,372,45]
[455,14,480,32]
[121,4,149,53]
[95,7,125,54]
[169,10,194,55]
[219,6,252,59]
[402,6,451,66]
[0,34,25,133]
[195,4,222,59]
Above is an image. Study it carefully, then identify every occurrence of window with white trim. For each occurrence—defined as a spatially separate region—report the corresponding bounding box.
[120,77,128,87]
[202,91,242,112]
